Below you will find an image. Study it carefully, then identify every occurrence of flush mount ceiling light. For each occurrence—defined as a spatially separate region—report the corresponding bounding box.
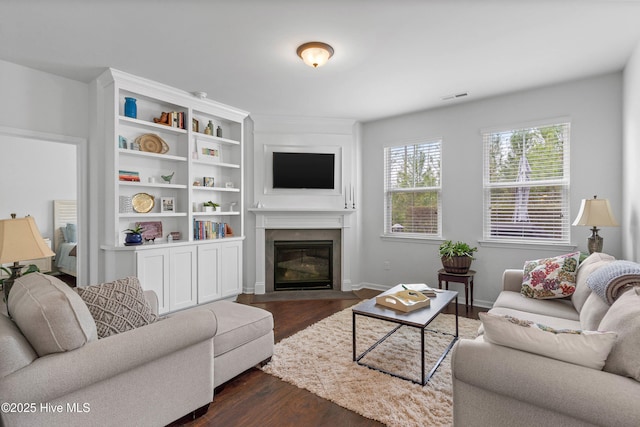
[296,42,334,68]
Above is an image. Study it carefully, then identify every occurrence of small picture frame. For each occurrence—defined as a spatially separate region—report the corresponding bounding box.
[203,177,215,187]
[118,135,128,149]
[225,182,234,188]
[192,118,199,132]
[161,197,175,213]
[196,140,221,163]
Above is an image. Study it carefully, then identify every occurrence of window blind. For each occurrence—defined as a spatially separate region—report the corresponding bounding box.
[384,141,441,236]
[483,122,570,243]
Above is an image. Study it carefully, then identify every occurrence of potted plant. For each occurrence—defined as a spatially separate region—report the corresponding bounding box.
[123,225,145,246]
[439,240,477,274]
[203,201,219,213]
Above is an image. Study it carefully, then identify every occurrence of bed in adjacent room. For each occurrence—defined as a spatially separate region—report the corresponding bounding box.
[53,200,77,277]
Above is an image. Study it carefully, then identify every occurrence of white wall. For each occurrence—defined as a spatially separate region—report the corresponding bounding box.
[360,73,623,307]
[0,134,76,239]
[623,41,640,262]
[0,59,89,137]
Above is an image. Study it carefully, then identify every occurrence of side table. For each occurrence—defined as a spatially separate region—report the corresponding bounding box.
[438,269,475,312]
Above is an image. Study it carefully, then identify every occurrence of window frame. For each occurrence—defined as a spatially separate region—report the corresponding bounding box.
[383,137,442,239]
[482,119,571,245]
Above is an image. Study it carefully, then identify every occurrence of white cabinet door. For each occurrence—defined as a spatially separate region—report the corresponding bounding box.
[197,244,220,304]
[220,240,242,298]
[136,248,170,314]
[169,245,197,311]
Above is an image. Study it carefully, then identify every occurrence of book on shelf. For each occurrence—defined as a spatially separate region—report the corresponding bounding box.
[119,170,140,182]
[193,219,229,240]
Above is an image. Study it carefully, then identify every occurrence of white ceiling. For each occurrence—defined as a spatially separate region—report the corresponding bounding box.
[2,0,640,122]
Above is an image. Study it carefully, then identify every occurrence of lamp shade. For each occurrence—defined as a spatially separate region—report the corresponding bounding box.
[0,216,55,264]
[296,42,334,68]
[572,197,619,227]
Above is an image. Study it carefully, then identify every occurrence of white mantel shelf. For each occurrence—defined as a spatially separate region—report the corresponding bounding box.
[251,208,356,294]
[249,208,356,213]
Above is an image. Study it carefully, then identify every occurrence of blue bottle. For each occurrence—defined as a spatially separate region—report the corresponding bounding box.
[124,97,137,119]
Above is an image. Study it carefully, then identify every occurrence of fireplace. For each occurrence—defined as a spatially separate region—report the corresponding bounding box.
[274,240,333,290]
[264,228,342,293]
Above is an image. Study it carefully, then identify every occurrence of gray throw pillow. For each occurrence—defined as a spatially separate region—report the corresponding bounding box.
[76,277,157,339]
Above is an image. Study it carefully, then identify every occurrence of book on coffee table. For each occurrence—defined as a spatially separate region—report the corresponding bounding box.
[376,289,430,313]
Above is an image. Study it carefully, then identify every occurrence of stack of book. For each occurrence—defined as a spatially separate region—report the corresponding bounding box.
[193,220,227,240]
[119,170,140,182]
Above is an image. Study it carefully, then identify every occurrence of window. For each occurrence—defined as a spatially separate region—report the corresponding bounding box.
[483,121,570,243]
[384,140,441,237]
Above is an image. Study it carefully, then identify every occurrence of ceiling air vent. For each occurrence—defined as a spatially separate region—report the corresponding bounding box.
[441,92,468,101]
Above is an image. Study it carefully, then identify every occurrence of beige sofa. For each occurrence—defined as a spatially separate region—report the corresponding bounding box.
[452,252,640,427]
[0,273,273,427]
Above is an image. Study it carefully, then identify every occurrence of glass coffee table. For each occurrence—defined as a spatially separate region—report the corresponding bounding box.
[352,285,458,386]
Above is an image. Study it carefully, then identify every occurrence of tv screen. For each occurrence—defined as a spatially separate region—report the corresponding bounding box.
[272,152,335,189]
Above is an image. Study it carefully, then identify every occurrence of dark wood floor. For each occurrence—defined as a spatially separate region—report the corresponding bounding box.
[172,290,487,427]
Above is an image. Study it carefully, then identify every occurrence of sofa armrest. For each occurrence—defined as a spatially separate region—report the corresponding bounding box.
[0,307,217,403]
[144,290,159,316]
[502,269,524,292]
[452,338,640,427]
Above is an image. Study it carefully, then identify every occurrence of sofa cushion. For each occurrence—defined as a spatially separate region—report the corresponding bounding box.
[599,287,640,381]
[0,314,37,377]
[572,252,615,312]
[8,273,97,357]
[480,312,617,370]
[580,292,610,330]
[488,306,582,330]
[493,291,579,321]
[199,300,273,357]
[76,277,157,339]
[521,252,580,299]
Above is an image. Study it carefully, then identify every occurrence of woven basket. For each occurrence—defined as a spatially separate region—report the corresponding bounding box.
[441,256,473,274]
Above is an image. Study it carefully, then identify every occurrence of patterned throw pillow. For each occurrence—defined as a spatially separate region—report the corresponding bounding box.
[521,252,580,299]
[76,277,157,339]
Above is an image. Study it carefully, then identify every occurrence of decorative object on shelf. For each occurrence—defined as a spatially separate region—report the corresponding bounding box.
[204,177,215,187]
[124,97,137,119]
[203,201,219,212]
[160,197,175,213]
[135,133,169,154]
[196,140,221,163]
[216,126,222,138]
[135,221,162,242]
[193,180,202,186]
[205,120,214,135]
[161,171,175,184]
[118,135,128,149]
[296,41,334,68]
[123,224,145,246]
[154,112,170,125]
[169,231,181,241]
[439,240,477,274]
[573,195,619,254]
[225,181,234,188]
[119,196,133,213]
[192,118,199,132]
[192,91,207,99]
[130,140,140,151]
[229,202,238,212]
[119,170,140,182]
[0,214,55,307]
[131,192,155,213]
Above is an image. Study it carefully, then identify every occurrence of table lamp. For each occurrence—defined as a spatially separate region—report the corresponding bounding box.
[0,214,55,304]
[572,196,619,254]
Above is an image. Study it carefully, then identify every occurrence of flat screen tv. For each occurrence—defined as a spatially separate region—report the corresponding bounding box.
[272,152,335,189]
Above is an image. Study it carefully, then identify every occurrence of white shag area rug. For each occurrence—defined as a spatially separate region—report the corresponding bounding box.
[262,306,481,427]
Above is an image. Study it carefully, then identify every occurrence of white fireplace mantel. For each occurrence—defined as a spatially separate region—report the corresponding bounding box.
[250,208,356,294]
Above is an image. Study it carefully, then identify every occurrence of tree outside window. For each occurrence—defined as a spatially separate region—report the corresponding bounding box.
[384,140,441,237]
[483,122,570,243]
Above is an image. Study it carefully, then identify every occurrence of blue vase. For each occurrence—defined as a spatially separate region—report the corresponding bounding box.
[124,232,143,246]
[124,97,137,119]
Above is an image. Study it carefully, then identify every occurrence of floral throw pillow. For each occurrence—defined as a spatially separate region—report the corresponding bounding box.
[521,252,580,299]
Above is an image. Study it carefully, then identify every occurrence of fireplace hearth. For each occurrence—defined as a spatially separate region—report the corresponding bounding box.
[274,240,333,291]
